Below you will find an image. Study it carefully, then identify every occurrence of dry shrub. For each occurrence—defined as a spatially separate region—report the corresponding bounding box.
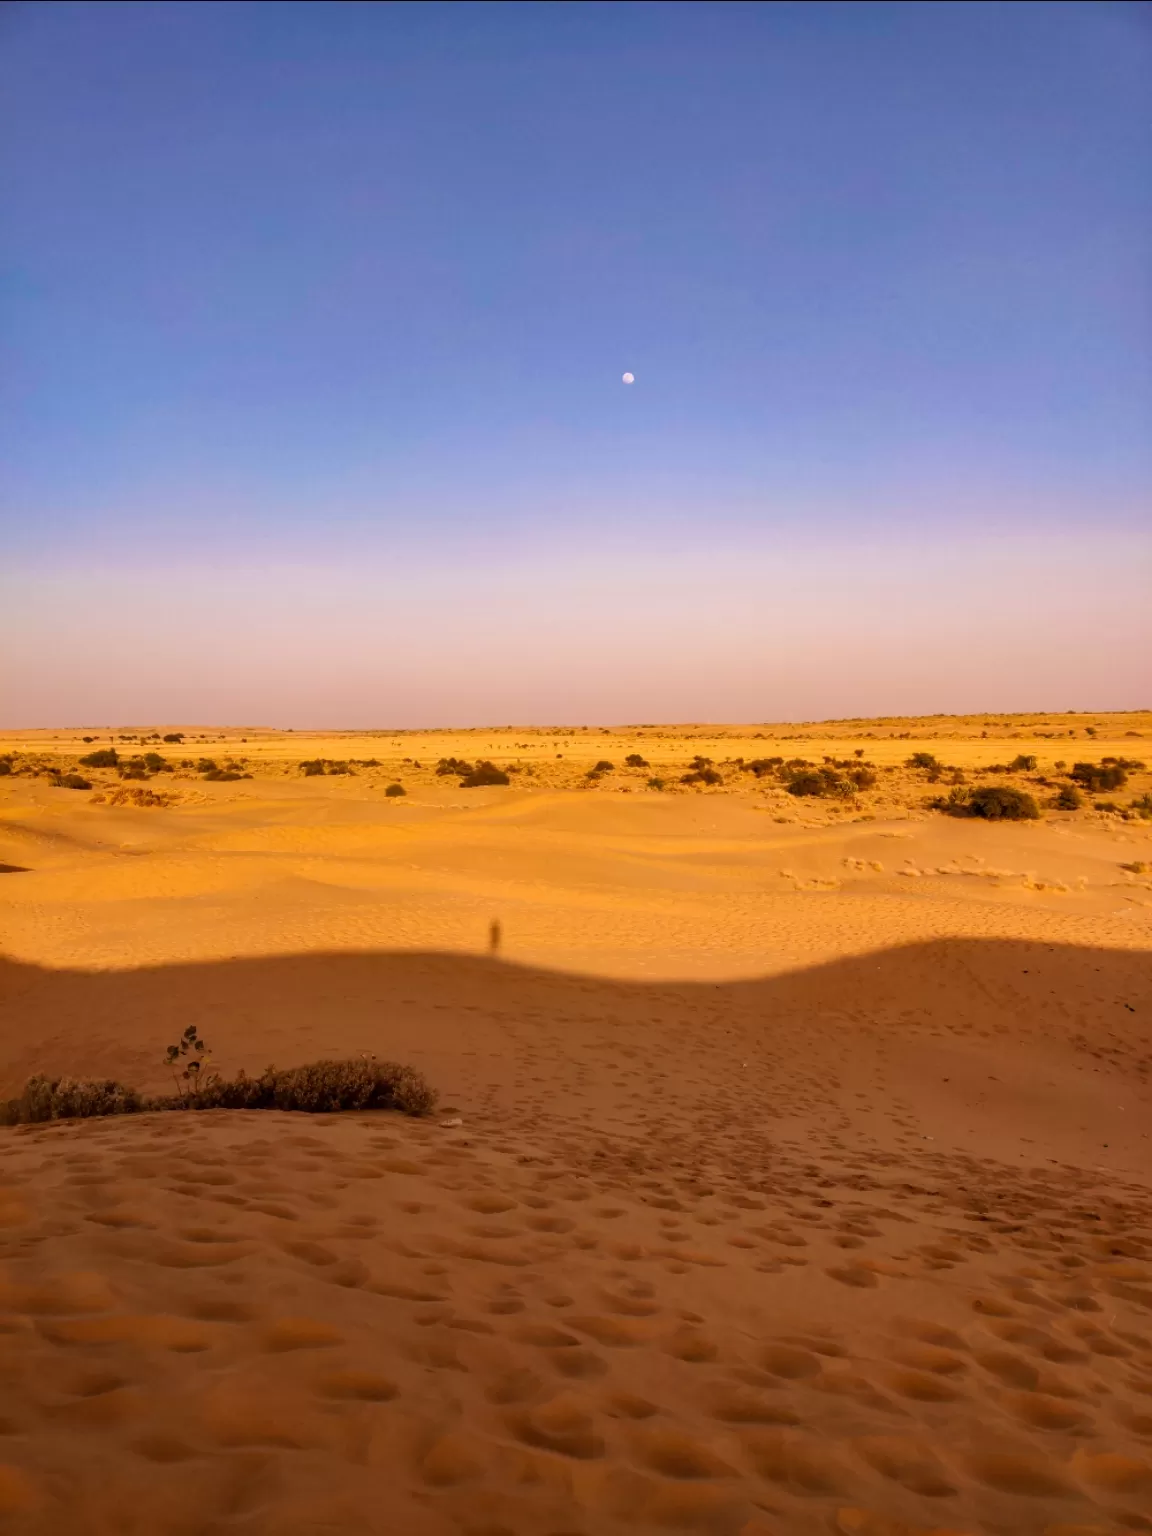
[1070,761,1127,792]
[384,782,407,797]
[459,761,509,787]
[91,786,180,808]
[1,1058,436,1125]
[936,784,1039,820]
[1,1075,144,1125]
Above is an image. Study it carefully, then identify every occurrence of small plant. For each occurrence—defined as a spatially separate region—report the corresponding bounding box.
[1054,784,1083,810]
[143,752,171,773]
[906,752,939,770]
[56,773,91,790]
[1120,861,1147,875]
[203,769,243,781]
[79,748,119,768]
[1131,793,1152,820]
[459,761,510,787]
[744,757,784,777]
[593,760,614,772]
[165,1025,218,1102]
[1008,754,1037,772]
[647,776,666,790]
[384,782,406,797]
[0,1075,143,1126]
[625,753,649,768]
[436,757,474,776]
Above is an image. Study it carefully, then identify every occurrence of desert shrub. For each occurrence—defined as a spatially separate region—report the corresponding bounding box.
[1008,754,1038,772]
[1094,801,1120,814]
[647,777,666,790]
[1070,761,1127,792]
[1103,755,1146,770]
[906,752,939,770]
[163,733,184,743]
[120,765,149,780]
[203,769,243,781]
[593,760,614,772]
[384,782,406,797]
[849,768,877,789]
[1120,860,1148,874]
[459,761,509,787]
[1054,784,1083,810]
[625,753,649,768]
[940,784,1039,820]
[744,757,784,777]
[57,773,91,790]
[681,767,723,786]
[95,785,179,808]
[197,757,219,773]
[79,748,119,768]
[436,757,474,776]
[688,755,714,771]
[0,760,11,777]
[1131,793,1152,820]
[0,1074,144,1126]
[143,752,171,772]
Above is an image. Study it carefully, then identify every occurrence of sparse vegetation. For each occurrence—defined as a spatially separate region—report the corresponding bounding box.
[1132,793,1152,820]
[593,760,614,772]
[1070,761,1128,792]
[681,767,723,786]
[436,757,473,776]
[299,759,351,777]
[1007,754,1037,771]
[936,784,1039,820]
[162,733,184,744]
[906,752,939,770]
[1,1051,436,1126]
[647,776,666,790]
[459,761,510,787]
[1054,784,1083,810]
[625,753,649,768]
[79,747,119,768]
[384,782,406,797]
[55,773,91,790]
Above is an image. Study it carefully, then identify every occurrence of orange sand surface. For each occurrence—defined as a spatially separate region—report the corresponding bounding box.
[1,716,1150,1535]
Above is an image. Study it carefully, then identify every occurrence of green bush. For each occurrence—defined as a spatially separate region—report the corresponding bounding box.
[384,782,406,797]
[939,784,1039,820]
[625,753,649,768]
[743,756,784,777]
[681,767,723,786]
[1070,761,1128,792]
[459,761,509,787]
[1054,784,1083,810]
[782,765,857,798]
[79,748,119,768]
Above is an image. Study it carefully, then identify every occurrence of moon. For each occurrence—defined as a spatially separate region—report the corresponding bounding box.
[622,371,635,384]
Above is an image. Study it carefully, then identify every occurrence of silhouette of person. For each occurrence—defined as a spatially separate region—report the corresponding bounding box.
[488,919,502,955]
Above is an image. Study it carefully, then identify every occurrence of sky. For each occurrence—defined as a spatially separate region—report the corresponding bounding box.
[2,0,1149,727]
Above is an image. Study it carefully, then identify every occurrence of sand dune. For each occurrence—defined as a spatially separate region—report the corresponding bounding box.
[1,721,1151,1533]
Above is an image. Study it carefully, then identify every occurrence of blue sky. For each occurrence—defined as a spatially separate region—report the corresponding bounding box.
[2,2,1149,723]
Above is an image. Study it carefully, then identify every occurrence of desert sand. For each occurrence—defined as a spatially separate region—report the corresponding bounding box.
[1,715,1151,1536]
